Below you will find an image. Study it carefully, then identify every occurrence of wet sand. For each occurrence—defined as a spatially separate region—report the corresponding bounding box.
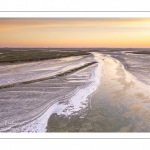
[47,53,150,132]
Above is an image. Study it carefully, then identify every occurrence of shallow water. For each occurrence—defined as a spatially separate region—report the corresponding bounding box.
[110,51,150,86]
[47,52,150,132]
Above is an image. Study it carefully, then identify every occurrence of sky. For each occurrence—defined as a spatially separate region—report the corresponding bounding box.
[1,18,150,48]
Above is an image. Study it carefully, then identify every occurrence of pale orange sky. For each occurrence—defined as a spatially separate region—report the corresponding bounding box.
[1,18,150,48]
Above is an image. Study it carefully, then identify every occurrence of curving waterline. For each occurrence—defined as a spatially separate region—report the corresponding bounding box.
[111,56,150,93]
[17,52,103,132]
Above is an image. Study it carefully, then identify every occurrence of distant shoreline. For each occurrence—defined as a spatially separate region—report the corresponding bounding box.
[0,49,90,64]
[127,51,150,55]
[1,48,150,64]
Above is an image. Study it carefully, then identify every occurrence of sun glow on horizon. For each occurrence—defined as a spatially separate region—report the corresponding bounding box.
[1,18,150,48]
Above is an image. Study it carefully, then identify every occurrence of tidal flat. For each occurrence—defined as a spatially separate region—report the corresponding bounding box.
[0,49,150,132]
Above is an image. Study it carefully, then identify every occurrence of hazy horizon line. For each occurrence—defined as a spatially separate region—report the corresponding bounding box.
[0,47,150,49]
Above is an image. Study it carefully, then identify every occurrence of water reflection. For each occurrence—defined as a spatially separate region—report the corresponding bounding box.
[47,53,150,132]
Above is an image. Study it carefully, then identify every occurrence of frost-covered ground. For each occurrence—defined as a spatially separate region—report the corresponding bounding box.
[0,54,94,88]
[0,53,102,132]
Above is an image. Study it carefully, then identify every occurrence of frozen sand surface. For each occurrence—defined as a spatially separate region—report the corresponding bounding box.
[0,53,102,132]
[0,55,93,87]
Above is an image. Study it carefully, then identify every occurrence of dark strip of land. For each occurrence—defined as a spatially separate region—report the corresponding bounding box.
[127,51,150,55]
[0,49,90,63]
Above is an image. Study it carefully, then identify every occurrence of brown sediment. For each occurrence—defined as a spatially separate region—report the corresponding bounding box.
[119,125,131,132]
[134,92,150,102]
[128,103,145,115]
